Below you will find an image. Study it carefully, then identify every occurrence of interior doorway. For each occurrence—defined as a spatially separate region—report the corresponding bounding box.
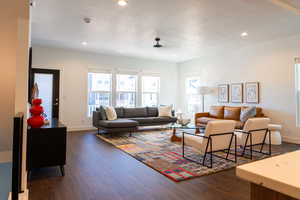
[31,68,60,120]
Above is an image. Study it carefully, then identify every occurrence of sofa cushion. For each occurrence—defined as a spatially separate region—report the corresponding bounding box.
[158,105,172,117]
[240,107,257,122]
[224,106,241,120]
[197,117,244,129]
[99,119,138,128]
[129,118,155,124]
[105,106,117,120]
[242,106,263,117]
[123,107,148,118]
[98,106,107,120]
[152,117,177,124]
[209,106,224,119]
[147,107,158,117]
[197,117,222,124]
[115,107,124,118]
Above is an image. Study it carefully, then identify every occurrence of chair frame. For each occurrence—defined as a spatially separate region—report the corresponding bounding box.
[182,131,237,168]
[235,128,271,159]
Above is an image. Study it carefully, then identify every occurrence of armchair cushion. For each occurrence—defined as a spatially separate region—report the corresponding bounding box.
[236,118,270,146]
[184,120,236,153]
[209,106,224,119]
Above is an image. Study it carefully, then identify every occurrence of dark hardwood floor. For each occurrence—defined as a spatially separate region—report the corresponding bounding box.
[28,131,300,200]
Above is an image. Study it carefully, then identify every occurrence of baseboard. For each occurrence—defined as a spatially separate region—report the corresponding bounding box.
[282,136,300,144]
[8,189,29,200]
[67,126,96,132]
[0,151,12,163]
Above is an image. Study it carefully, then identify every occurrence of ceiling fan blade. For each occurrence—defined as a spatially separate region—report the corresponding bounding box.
[269,0,300,14]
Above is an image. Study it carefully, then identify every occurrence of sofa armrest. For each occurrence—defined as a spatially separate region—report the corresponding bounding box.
[195,112,210,124]
[92,111,101,127]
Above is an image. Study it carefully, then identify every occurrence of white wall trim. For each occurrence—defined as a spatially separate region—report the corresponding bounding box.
[0,151,12,163]
[282,136,300,144]
[67,126,96,132]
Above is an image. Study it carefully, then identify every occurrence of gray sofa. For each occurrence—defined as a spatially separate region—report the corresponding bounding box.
[92,107,177,134]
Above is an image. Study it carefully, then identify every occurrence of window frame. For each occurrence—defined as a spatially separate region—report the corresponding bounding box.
[141,75,160,107]
[116,73,138,108]
[185,76,201,115]
[87,71,113,117]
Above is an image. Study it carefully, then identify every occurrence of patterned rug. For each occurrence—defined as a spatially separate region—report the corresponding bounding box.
[97,130,278,182]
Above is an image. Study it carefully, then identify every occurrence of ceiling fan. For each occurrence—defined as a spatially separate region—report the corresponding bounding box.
[153,37,163,48]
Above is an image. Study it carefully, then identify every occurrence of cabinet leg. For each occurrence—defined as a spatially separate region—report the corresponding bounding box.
[60,166,65,176]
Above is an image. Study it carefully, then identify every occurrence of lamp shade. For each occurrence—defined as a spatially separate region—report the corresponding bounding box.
[198,86,211,95]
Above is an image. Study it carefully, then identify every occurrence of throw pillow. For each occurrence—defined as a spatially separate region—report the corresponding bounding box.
[99,106,107,120]
[240,107,257,122]
[158,105,172,117]
[105,106,117,121]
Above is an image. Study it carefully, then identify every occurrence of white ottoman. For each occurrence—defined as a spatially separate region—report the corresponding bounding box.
[266,124,282,145]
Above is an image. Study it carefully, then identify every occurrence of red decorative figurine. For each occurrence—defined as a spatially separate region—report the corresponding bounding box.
[27,98,45,128]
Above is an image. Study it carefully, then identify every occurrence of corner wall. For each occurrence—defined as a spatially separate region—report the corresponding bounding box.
[32,45,179,131]
[178,34,300,144]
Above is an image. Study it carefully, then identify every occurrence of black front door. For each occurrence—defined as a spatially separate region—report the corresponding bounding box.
[31,68,60,119]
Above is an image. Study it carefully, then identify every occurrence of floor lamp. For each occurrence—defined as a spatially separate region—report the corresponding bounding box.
[198,86,211,112]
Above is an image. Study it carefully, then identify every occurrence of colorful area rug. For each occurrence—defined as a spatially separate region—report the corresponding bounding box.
[97,130,278,182]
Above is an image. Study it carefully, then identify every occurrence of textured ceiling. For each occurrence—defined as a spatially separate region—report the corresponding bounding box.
[31,0,300,63]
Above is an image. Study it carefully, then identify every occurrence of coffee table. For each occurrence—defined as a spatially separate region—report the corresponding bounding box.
[168,123,205,142]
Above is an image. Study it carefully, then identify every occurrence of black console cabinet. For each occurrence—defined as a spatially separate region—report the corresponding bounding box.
[27,119,67,176]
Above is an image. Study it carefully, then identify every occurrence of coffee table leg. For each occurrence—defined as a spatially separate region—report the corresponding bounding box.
[170,127,182,142]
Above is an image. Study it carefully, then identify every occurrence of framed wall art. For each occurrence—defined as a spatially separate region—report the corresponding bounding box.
[231,83,243,103]
[245,82,259,103]
[218,84,229,103]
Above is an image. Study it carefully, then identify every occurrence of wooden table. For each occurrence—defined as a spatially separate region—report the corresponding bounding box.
[236,150,300,200]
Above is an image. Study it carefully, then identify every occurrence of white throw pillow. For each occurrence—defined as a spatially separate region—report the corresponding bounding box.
[158,105,172,117]
[105,106,117,121]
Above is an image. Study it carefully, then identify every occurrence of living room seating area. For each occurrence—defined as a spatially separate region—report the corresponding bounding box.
[93,106,177,134]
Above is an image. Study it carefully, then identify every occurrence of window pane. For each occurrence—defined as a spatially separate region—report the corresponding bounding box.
[88,92,110,117]
[116,92,135,107]
[142,93,158,107]
[117,74,137,92]
[142,76,160,92]
[88,73,111,92]
[186,77,200,94]
[187,94,201,114]
[34,73,53,119]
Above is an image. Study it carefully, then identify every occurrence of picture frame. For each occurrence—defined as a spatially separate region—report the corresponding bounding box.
[245,82,259,103]
[230,83,243,103]
[218,84,229,103]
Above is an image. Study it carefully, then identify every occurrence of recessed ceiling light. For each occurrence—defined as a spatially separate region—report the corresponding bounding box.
[118,0,128,6]
[241,32,248,37]
[81,41,88,46]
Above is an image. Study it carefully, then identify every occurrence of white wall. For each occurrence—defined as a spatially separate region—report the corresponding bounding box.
[178,34,300,144]
[32,45,179,131]
[0,0,29,154]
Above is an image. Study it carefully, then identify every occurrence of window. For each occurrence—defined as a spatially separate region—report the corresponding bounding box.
[185,77,201,115]
[88,72,112,117]
[116,74,137,107]
[142,76,160,107]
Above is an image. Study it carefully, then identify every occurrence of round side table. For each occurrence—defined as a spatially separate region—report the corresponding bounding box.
[266,124,282,145]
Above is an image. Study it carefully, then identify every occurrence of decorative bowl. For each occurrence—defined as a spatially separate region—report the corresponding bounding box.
[178,118,191,126]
